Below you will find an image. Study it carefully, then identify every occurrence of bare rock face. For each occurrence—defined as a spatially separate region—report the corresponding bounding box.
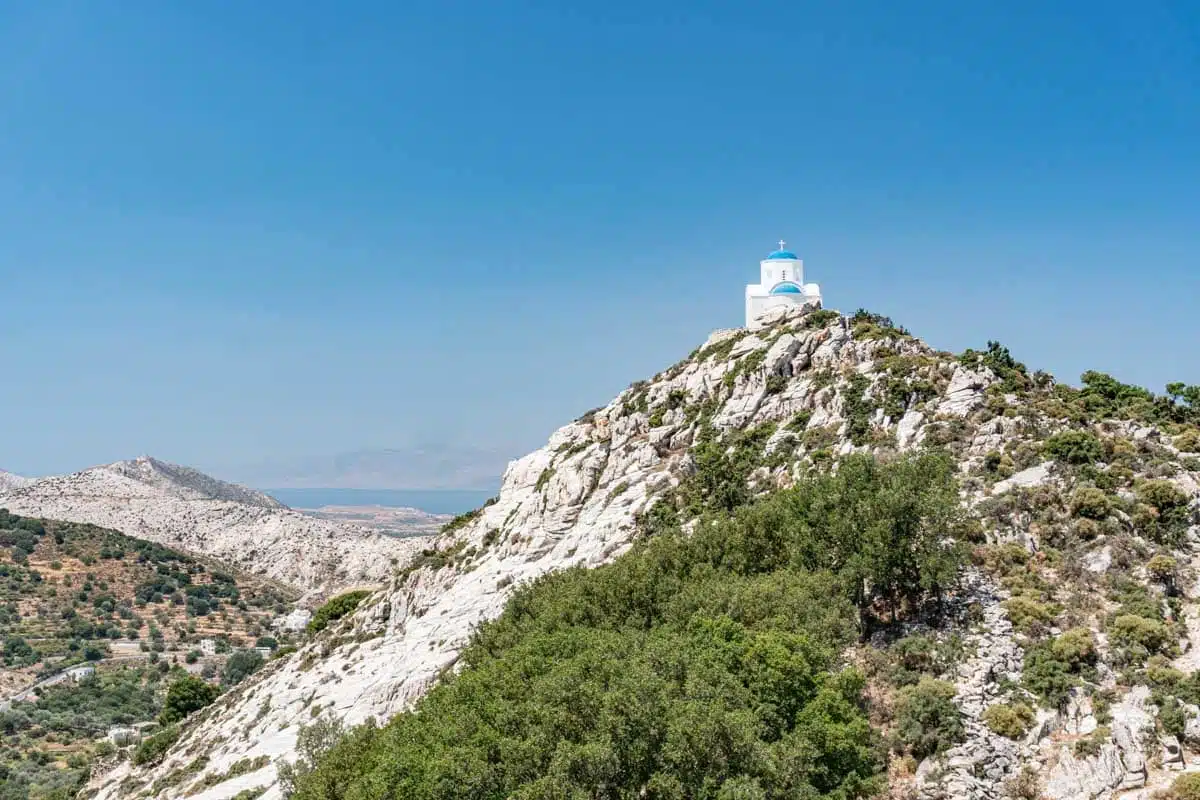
[0,456,425,596]
[1043,687,1157,800]
[915,572,1028,800]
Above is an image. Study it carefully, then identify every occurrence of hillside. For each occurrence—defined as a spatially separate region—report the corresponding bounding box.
[0,511,299,800]
[0,457,429,598]
[86,305,1200,800]
[0,470,33,492]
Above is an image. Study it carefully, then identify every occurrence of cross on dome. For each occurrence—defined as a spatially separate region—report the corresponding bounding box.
[778,239,786,250]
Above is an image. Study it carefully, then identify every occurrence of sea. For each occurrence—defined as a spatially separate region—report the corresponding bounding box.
[264,488,496,516]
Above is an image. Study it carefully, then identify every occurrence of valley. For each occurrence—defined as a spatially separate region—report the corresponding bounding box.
[289,505,450,538]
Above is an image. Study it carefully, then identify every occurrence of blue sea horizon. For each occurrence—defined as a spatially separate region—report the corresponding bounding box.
[264,488,496,516]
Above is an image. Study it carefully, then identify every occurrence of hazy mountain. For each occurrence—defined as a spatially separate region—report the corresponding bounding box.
[228,444,515,491]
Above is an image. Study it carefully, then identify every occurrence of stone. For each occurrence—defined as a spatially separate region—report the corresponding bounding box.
[1082,545,1113,575]
[896,410,925,450]
[1063,690,1098,735]
[1161,735,1184,769]
[938,366,991,417]
[991,462,1054,495]
[1044,743,1127,800]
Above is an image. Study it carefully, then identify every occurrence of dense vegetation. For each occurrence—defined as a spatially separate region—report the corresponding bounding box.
[289,451,969,800]
[0,667,160,800]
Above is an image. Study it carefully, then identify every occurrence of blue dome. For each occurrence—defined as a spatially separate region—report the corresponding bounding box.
[770,282,804,295]
[766,249,799,260]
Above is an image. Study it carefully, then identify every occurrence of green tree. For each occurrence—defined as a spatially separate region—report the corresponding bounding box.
[285,452,974,800]
[276,717,348,799]
[222,649,265,687]
[159,674,219,725]
[793,451,968,619]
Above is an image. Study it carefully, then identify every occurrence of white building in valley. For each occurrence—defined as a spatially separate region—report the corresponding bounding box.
[65,665,95,682]
[744,241,822,327]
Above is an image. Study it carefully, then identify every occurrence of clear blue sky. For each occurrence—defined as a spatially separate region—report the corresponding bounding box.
[2,0,1198,480]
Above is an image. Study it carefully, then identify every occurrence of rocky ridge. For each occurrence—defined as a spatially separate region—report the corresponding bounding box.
[87,305,1200,800]
[0,456,427,598]
[0,469,33,492]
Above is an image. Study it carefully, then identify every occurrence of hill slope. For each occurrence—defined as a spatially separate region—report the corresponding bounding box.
[0,457,428,597]
[0,469,33,492]
[87,305,1200,800]
[0,510,299,800]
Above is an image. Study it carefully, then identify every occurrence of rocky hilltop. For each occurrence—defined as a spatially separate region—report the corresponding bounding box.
[0,469,33,492]
[0,457,427,598]
[88,306,1200,800]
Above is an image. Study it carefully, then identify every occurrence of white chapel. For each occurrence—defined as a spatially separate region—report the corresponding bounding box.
[744,241,822,327]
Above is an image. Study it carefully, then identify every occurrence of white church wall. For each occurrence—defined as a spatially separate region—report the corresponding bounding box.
[744,247,821,327]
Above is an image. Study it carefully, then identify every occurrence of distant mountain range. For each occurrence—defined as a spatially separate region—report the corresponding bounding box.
[225,444,515,491]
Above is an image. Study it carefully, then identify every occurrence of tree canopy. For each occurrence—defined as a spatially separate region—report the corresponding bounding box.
[288,451,967,800]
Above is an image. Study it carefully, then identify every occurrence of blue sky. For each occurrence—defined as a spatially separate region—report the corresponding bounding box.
[1,0,1198,481]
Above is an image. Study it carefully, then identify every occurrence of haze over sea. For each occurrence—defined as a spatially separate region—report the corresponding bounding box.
[264,488,495,516]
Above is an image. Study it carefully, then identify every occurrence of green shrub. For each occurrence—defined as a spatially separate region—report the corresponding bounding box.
[1070,487,1112,520]
[1158,695,1188,739]
[1175,429,1200,453]
[307,590,371,634]
[1108,614,1172,661]
[803,309,841,329]
[983,543,1030,575]
[1044,430,1103,465]
[785,411,812,432]
[1022,629,1097,707]
[1052,628,1098,665]
[276,717,347,798]
[1002,595,1058,636]
[892,677,964,758]
[1137,480,1191,512]
[1073,726,1110,757]
[981,702,1035,739]
[1165,772,1200,800]
[885,634,962,687]
[132,725,181,766]
[1148,555,1180,590]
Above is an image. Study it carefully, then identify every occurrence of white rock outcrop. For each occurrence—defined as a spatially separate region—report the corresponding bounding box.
[0,469,33,492]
